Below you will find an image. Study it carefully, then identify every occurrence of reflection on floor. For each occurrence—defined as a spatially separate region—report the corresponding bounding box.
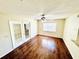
[1,34,72,59]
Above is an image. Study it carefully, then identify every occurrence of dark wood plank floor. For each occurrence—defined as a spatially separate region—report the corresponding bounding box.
[1,35,72,59]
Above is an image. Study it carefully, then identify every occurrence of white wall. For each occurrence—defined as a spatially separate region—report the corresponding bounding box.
[0,15,12,57]
[63,15,79,59]
[30,20,37,38]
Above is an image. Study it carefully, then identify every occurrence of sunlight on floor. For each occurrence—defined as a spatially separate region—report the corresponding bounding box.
[41,38,56,50]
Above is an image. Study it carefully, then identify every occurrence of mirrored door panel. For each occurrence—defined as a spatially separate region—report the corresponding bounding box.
[24,23,30,38]
[13,24,22,42]
[9,21,23,48]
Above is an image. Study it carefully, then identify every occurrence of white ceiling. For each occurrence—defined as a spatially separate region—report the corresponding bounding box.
[0,0,79,18]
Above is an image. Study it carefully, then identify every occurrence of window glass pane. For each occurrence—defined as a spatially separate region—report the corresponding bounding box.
[43,23,56,32]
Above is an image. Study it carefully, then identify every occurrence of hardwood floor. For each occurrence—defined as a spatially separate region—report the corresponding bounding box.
[1,35,72,59]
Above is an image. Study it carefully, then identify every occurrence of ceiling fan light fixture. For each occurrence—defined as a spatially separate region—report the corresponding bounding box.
[41,14,46,20]
[41,16,45,20]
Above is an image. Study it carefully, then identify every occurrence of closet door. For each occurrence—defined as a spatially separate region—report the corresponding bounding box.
[9,20,37,48]
[9,21,31,48]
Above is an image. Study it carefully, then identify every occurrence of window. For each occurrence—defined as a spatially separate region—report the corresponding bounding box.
[43,22,56,32]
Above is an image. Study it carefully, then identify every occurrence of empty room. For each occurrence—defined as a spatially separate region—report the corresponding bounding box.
[0,0,79,59]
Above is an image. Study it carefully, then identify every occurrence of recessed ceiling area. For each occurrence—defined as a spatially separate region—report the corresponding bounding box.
[0,0,79,17]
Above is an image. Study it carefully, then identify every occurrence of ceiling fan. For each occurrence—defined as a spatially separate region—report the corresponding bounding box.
[32,13,53,21]
[40,14,46,20]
